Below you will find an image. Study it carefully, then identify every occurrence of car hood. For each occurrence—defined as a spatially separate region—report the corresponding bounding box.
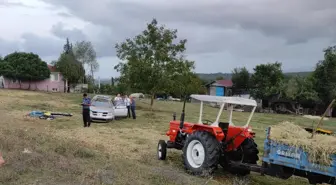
[90,106,113,112]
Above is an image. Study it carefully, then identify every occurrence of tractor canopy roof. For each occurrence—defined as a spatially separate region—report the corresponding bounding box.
[190,94,257,107]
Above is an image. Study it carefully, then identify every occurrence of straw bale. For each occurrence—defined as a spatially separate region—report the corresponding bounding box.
[269,121,336,166]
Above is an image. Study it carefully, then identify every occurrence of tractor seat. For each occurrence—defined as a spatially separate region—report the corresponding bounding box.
[218,122,229,133]
[219,122,229,142]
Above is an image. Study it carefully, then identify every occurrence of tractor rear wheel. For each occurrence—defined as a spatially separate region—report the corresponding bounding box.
[221,138,259,176]
[182,131,220,176]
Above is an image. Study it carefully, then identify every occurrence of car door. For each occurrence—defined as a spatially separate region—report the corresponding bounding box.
[113,99,128,117]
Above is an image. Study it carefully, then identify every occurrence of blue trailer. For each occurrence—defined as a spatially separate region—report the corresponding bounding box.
[230,127,336,184]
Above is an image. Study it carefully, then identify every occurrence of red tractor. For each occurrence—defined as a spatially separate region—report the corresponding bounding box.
[157,94,259,176]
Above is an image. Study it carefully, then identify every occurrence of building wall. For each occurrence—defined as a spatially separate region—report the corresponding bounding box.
[208,85,228,96]
[209,85,216,96]
[0,76,3,88]
[3,72,65,92]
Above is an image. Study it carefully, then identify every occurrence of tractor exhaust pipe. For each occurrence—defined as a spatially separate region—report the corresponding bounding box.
[179,96,187,130]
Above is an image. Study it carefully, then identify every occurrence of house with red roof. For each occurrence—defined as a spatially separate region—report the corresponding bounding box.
[1,65,65,92]
[205,79,233,96]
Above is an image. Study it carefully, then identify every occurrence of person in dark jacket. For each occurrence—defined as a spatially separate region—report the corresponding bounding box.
[124,95,131,118]
[81,93,91,127]
[130,96,136,119]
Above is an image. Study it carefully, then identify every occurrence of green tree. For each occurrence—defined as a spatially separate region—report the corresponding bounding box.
[113,78,128,95]
[64,38,73,54]
[115,18,193,108]
[99,84,114,95]
[283,75,319,105]
[111,77,115,86]
[313,46,336,106]
[73,41,99,83]
[86,75,96,93]
[54,38,85,92]
[0,52,50,89]
[231,67,250,94]
[250,62,284,99]
[0,57,14,79]
[168,60,203,97]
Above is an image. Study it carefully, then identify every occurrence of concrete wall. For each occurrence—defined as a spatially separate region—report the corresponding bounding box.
[3,72,65,92]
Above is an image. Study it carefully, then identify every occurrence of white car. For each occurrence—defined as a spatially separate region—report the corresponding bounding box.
[90,95,115,122]
[90,95,128,122]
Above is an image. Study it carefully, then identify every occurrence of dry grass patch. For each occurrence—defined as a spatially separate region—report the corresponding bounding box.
[1,90,336,184]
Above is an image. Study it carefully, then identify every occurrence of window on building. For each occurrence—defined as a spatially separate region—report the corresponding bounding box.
[50,73,59,81]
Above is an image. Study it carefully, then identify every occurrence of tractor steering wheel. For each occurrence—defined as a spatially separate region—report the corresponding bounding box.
[202,119,213,125]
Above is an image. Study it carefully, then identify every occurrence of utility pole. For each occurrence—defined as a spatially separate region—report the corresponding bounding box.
[96,76,100,94]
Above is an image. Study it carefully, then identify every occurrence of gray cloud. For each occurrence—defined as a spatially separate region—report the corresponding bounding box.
[56,12,73,18]
[41,0,336,44]
[0,1,35,8]
[21,33,63,58]
[1,21,116,63]
[2,0,336,78]
[50,23,116,57]
[51,22,87,42]
[38,0,336,75]
[0,39,20,57]
[0,34,62,62]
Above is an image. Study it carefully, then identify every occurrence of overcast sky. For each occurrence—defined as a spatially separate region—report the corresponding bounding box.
[1,0,336,78]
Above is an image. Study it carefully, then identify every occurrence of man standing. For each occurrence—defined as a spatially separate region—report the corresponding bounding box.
[81,93,91,127]
[114,94,122,101]
[130,96,136,119]
[124,95,131,118]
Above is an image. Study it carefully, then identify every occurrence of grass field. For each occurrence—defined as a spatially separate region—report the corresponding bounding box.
[0,89,335,185]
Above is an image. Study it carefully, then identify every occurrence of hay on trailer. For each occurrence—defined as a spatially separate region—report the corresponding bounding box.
[269,121,336,166]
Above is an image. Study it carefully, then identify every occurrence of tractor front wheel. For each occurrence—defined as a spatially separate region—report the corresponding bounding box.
[157,140,167,160]
[182,131,220,176]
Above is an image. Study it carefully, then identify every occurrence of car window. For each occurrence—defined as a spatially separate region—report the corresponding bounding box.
[114,99,126,106]
[91,100,112,108]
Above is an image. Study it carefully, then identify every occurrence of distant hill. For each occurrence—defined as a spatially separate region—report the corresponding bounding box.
[196,71,312,82]
[94,78,115,85]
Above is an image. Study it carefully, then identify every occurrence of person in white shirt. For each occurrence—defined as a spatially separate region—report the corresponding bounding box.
[114,94,122,101]
[124,95,131,118]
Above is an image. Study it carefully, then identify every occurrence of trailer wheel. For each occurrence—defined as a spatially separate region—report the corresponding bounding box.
[157,140,167,160]
[241,138,259,164]
[222,138,259,176]
[182,131,220,176]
